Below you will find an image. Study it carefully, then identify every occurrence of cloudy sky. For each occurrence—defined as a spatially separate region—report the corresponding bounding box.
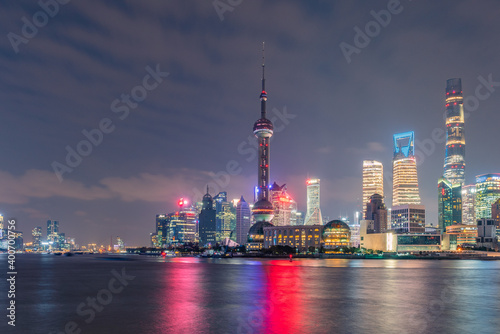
[1,0,499,246]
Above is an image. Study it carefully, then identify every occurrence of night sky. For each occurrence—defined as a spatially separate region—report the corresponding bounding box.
[1,0,499,246]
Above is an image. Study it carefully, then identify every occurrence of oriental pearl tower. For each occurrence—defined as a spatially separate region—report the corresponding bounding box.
[248,43,274,246]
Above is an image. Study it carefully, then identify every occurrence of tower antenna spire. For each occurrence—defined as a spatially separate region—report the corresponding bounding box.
[260,42,267,119]
[262,42,265,90]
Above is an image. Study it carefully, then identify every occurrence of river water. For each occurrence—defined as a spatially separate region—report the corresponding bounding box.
[1,254,499,334]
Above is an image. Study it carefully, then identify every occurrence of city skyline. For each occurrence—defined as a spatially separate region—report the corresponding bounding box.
[2,1,500,246]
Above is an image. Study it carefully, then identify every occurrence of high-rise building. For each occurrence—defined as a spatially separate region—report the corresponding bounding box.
[0,214,3,229]
[236,196,251,245]
[155,214,170,246]
[199,189,217,246]
[391,204,426,234]
[167,205,197,244]
[305,178,322,225]
[47,220,59,244]
[443,78,466,185]
[248,44,275,250]
[269,182,298,226]
[392,132,421,207]
[492,199,500,227]
[475,174,500,220]
[365,194,388,233]
[214,192,235,242]
[362,160,384,218]
[438,178,462,232]
[32,227,42,249]
[462,184,476,225]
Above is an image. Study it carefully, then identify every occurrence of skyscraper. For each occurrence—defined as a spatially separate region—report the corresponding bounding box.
[248,44,275,250]
[214,191,235,242]
[269,182,298,226]
[305,178,322,225]
[199,189,216,246]
[461,184,476,225]
[492,199,500,228]
[438,177,462,232]
[47,220,59,244]
[155,214,169,246]
[475,174,500,219]
[392,131,421,207]
[32,227,42,249]
[236,196,251,245]
[362,160,384,218]
[443,78,465,185]
[365,193,388,233]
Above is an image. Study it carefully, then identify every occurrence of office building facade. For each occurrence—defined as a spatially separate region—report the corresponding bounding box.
[443,78,466,185]
[199,190,217,246]
[391,204,426,234]
[236,196,251,245]
[438,177,462,232]
[475,174,500,219]
[362,160,384,219]
[392,132,421,207]
[305,178,322,225]
[461,184,476,225]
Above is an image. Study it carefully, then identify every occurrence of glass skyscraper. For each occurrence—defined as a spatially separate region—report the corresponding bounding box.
[461,184,476,225]
[362,160,384,219]
[269,182,298,226]
[392,132,421,207]
[199,190,216,246]
[236,196,251,245]
[443,78,465,185]
[438,177,462,232]
[305,178,323,225]
[475,174,500,220]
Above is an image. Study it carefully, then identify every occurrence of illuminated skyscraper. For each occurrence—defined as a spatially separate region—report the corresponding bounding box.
[248,44,274,250]
[461,184,476,225]
[47,220,59,243]
[438,177,462,232]
[305,178,323,225]
[475,174,500,220]
[362,160,384,218]
[166,199,197,244]
[392,131,421,207]
[199,188,216,246]
[443,78,465,185]
[236,196,251,245]
[492,199,500,227]
[32,227,42,249]
[214,191,235,242]
[269,182,298,226]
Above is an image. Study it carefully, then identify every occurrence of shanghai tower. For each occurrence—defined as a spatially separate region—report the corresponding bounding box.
[248,44,274,248]
[443,78,465,184]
